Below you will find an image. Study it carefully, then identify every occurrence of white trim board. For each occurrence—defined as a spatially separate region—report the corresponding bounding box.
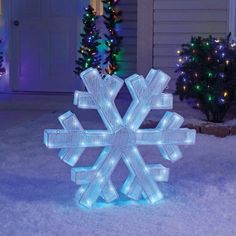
[229,0,236,39]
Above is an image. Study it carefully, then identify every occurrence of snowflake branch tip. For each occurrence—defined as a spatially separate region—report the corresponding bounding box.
[73,91,97,109]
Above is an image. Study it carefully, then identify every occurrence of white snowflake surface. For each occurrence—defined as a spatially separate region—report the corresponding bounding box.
[44,68,196,208]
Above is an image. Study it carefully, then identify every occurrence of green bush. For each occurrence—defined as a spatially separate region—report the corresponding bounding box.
[175,34,236,122]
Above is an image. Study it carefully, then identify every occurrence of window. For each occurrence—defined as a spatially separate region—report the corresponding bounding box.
[229,0,236,39]
[91,0,103,16]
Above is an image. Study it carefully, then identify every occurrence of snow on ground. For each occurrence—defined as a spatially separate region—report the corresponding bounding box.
[0,94,236,236]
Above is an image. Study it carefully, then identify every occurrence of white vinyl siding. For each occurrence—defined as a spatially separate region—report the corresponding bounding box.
[153,0,228,90]
[118,0,137,78]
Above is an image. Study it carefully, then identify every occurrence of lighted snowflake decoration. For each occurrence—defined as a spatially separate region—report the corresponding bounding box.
[44,68,196,208]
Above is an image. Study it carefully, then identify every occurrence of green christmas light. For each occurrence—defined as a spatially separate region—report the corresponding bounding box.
[208,95,213,102]
[208,72,213,78]
[195,85,201,91]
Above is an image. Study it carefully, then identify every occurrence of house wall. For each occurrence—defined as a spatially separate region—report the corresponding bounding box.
[136,0,153,76]
[118,0,137,78]
[0,1,229,92]
[153,0,229,91]
[0,0,136,93]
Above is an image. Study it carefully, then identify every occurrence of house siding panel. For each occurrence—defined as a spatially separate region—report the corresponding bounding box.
[118,1,137,78]
[153,0,228,91]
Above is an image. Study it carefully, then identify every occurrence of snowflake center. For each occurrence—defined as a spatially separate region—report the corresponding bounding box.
[113,127,136,147]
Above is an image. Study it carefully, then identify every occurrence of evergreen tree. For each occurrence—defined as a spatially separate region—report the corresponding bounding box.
[102,0,122,75]
[75,5,101,75]
[175,34,236,122]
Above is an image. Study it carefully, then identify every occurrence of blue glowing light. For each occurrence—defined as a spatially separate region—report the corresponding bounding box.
[219,72,225,78]
[44,68,196,208]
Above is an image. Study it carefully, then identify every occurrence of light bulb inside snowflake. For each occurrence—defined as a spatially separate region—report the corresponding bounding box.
[44,68,196,208]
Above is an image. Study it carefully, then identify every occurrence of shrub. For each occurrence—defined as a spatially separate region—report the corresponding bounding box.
[175,34,236,122]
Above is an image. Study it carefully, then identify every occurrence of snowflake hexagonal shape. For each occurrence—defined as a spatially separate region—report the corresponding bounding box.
[44,68,196,208]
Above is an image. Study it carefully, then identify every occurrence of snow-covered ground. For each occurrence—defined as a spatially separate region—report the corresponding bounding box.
[0,94,236,236]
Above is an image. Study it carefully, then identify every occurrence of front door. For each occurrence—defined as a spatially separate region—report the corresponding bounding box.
[11,0,85,92]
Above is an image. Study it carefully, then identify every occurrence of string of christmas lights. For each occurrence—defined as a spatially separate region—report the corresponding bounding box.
[175,34,236,122]
[74,5,101,75]
[102,0,123,75]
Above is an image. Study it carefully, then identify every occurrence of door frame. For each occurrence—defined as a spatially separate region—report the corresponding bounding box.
[1,0,13,91]
[229,0,236,40]
[4,0,88,93]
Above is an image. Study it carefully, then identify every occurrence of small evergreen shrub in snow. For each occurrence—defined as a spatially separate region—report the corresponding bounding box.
[175,34,236,122]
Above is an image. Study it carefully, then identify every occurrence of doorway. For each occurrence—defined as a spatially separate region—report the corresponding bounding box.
[10,0,86,92]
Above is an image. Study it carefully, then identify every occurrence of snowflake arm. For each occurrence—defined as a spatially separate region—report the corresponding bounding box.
[44,111,112,166]
[71,168,117,203]
[136,112,196,146]
[124,69,173,130]
[156,111,195,162]
[122,164,169,201]
[122,147,165,203]
[74,68,124,131]
[45,129,112,148]
[44,111,85,166]
[72,146,121,208]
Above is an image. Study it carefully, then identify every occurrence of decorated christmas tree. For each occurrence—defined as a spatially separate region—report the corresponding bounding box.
[175,34,236,122]
[74,5,101,75]
[102,0,123,75]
